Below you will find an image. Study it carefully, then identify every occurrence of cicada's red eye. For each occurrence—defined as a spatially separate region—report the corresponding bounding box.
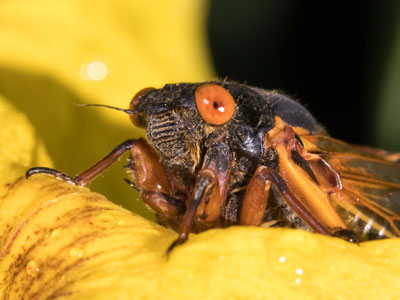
[129,87,155,127]
[195,84,235,125]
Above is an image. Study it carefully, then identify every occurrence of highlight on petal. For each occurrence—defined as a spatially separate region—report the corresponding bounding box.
[80,61,109,81]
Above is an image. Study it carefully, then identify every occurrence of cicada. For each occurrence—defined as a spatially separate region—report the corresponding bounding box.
[27,81,400,252]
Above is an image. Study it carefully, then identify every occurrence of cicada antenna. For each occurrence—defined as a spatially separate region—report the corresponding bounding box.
[74,103,137,115]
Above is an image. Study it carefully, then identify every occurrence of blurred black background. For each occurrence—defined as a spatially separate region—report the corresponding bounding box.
[208,0,400,148]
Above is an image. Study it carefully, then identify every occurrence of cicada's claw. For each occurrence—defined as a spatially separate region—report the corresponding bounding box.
[26,167,80,185]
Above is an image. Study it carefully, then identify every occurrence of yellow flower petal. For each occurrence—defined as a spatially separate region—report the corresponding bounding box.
[0,175,172,299]
[0,95,52,196]
[2,175,400,299]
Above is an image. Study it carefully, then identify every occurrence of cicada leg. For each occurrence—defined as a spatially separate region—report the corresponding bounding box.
[27,138,186,221]
[241,166,332,235]
[167,169,218,254]
[167,143,232,254]
[26,139,138,186]
[125,138,186,220]
[240,166,271,226]
[263,119,359,242]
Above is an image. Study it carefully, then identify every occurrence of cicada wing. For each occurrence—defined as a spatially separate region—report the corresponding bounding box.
[301,135,400,240]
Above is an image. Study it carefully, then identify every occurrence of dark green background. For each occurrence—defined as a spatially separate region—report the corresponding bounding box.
[208,0,400,151]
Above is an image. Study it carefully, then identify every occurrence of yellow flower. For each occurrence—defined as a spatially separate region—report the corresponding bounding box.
[0,1,400,299]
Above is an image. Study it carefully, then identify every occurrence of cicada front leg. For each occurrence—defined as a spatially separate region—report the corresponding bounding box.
[167,143,232,253]
[26,139,138,186]
[124,138,186,223]
[26,138,186,223]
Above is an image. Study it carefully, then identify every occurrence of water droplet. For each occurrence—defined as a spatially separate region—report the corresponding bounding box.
[295,278,301,285]
[26,260,40,277]
[279,256,286,263]
[296,268,303,275]
[69,248,84,258]
[117,219,125,226]
[80,61,108,81]
[51,229,61,238]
